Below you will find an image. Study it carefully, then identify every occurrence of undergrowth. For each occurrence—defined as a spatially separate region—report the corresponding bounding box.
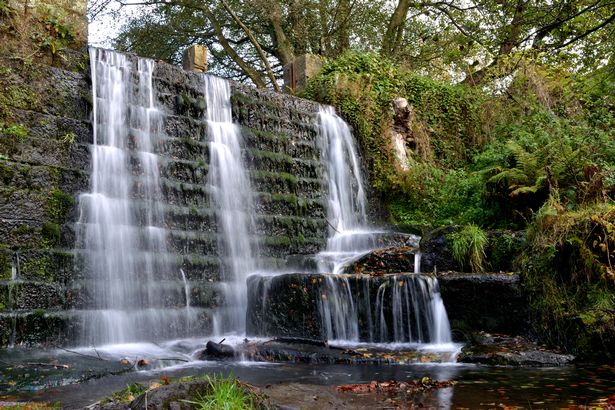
[522,199,614,360]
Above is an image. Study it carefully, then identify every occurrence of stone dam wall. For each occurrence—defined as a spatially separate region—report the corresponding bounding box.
[0,52,329,346]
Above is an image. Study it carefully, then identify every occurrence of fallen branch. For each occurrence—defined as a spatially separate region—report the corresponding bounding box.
[53,344,107,361]
[26,362,69,369]
[326,218,341,234]
[156,358,190,362]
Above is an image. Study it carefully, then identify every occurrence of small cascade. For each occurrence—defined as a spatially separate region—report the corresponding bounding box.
[313,105,452,344]
[204,75,257,335]
[320,276,359,341]
[180,268,191,311]
[414,253,422,274]
[77,48,191,345]
[315,106,374,275]
[10,252,18,281]
[248,273,452,344]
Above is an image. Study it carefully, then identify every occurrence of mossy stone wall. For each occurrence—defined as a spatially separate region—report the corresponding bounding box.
[0,50,329,346]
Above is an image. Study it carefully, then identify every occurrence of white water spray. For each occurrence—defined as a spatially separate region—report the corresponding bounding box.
[77,48,191,345]
[204,75,257,335]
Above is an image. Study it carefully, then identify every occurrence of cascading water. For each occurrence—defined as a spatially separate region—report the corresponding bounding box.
[316,106,374,275]
[77,48,193,345]
[315,106,452,345]
[204,75,257,335]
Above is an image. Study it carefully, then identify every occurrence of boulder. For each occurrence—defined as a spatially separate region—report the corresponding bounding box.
[458,332,574,366]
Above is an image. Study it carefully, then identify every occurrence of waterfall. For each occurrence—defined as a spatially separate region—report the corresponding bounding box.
[204,75,257,335]
[315,105,452,345]
[316,106,381,275]
[77,48,191,345]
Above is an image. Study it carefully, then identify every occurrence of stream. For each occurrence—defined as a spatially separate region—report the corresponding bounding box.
[1,343,613,409]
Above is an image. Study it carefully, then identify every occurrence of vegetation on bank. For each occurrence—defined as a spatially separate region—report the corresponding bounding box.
[99,373,266,409]
[304,51,614,360]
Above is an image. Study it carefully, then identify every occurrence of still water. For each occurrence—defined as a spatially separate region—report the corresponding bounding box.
[1,344,613,409]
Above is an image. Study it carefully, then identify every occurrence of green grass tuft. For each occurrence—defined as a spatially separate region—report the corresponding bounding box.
[448,225,487,272]
[184,373,256,410]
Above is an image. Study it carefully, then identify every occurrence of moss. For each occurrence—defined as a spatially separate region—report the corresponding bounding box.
[14,223,34,236]
[0,69,41,121]
[41,222,60,248]
[20,254,54,282]
[45,189,75,223]
[263,236,292,247]
[247,149,294,165]
[32,308,47,317]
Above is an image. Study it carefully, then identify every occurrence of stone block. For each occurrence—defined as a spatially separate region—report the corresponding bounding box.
[283,54,323,92]
[182,45,208,73]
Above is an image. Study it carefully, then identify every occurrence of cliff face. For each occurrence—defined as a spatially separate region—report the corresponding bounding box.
[0,29,329,346]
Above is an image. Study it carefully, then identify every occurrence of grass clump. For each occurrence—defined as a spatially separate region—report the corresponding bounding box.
[448,225,487,273]
[0,122,28,141]
[184,373,257,410]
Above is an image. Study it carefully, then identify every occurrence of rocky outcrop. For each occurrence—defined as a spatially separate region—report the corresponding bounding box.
[342,246,418,275]
[458,332,574,366]
[437,272,528,336]
[247,272,447,343]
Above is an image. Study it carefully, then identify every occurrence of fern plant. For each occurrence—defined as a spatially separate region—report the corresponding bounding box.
[486,140,548,197]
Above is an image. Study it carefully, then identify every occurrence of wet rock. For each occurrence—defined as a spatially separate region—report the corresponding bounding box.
[199,340,236,359]
[342,246,417,275]
[208,339,456,365]
[458,332,575,366]
[247,273,325,340]
[437,272,528,336]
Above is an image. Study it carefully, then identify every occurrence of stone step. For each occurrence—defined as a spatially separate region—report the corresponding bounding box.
[0,307,214,347]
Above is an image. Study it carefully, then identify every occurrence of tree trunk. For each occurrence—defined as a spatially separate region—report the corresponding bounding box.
[334,0,351,55]
[381,0,412,56]
[266,0,295,66]
[196,3,267,88]
[463,0,527,85]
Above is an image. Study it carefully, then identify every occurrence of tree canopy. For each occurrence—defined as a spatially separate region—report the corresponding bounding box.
[90,0,615,87]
